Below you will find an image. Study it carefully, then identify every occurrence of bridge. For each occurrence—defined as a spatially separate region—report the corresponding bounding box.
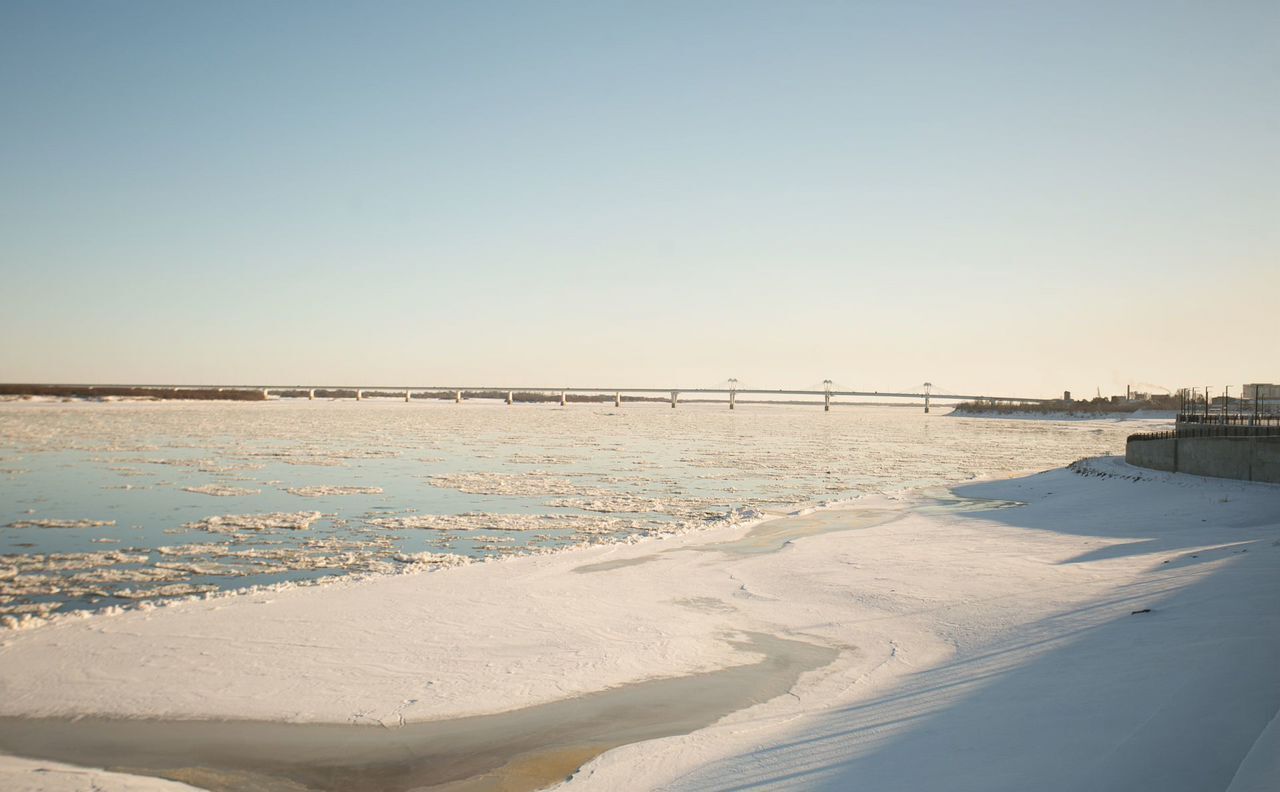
[253,380,1053,413]
[4,381,1057,412]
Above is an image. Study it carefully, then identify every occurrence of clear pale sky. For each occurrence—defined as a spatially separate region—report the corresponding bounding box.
[2,1,1276,397]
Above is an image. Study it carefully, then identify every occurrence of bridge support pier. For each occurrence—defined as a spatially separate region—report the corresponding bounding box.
[506,391,513,405]
[560,391,567,407]
[614,392,621,407]
[262,388,270,399]
[308,389,315,401]
[356,389,363,401]
[825,392,831,411]
[924,394,930,413]
[455,390,462,404]
[671,391,678,408]
[405,391,411,403]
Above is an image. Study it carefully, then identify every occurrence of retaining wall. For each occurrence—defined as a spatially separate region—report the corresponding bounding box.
[1125,436,1280,484]
[1125,438,1177,472]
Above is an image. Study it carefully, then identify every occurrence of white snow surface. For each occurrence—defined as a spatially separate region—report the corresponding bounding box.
[0,755,199,791]
[567,458,1280,792]
[0,457,1277,792]
[1227,708,1280,792]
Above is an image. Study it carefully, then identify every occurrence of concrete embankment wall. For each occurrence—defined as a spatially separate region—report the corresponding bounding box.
[1126,438,1177,473]
[1125,436,1280,483]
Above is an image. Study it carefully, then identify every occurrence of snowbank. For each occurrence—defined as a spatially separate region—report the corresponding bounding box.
[569,457,1280,792]
[0,755,199,791]
[0,457,1276,792]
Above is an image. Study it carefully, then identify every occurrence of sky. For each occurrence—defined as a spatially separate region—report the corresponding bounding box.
[1,1,1276,398]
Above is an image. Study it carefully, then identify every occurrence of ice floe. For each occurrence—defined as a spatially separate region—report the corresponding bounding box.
[5,518,116,529]
[428,471,613,498]
[285,485,384,497]
[183,512,324,534]
[365,512,657,534]
[183,484,261,497]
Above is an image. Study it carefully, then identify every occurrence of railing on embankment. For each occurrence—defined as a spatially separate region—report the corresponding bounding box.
[1126,426,1280,484]
[1175,413,1280,428]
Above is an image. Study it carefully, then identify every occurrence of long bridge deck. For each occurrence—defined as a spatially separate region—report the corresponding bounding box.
[4,383,1055,412]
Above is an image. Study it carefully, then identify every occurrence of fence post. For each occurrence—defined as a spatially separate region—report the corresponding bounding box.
[1249,432,1254,482]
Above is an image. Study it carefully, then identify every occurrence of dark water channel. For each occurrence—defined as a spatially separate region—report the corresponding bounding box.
[0,632,836,792]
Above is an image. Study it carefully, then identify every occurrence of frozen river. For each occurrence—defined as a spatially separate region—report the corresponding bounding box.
[0,399,1166,626]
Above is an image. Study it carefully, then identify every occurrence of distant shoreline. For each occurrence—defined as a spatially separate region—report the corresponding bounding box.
[952,400,1178,417]
[0,384,266,401]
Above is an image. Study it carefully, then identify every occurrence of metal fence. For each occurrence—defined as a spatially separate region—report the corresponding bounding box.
[1177,385,1280,423]
[1176,413,1280,427]
[1130,425,1280,442]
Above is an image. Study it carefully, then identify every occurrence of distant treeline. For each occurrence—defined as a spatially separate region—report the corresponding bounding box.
[0,384,266,401]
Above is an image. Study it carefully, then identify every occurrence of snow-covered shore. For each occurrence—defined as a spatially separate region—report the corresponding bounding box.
[0,755,200,792]
[1,457,1277,791]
